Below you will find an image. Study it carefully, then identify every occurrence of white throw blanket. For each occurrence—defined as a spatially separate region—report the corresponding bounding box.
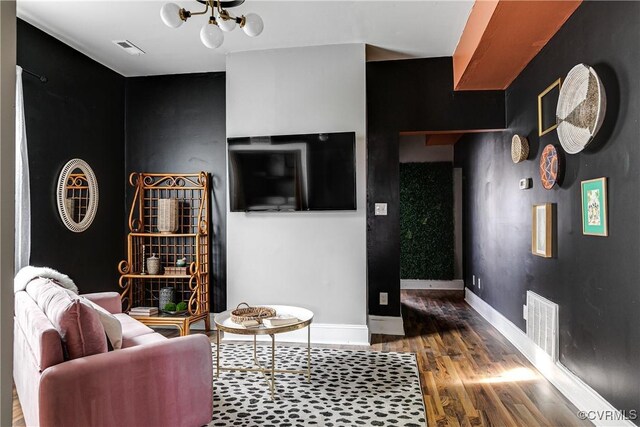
[14,266,78,294]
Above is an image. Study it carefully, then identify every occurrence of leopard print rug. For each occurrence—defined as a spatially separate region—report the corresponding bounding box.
[210,344,426,426]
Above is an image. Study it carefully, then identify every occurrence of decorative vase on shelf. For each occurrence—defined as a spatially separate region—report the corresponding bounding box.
[159,287,174,310]
[147,253,162,275]
[176,257,187,267]
[157,198,179,234]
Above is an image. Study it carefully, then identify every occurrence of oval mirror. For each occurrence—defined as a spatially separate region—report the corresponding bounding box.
[56,159,99,232]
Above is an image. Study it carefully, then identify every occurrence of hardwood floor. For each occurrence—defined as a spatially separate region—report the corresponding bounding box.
[13,290,590,426]
[12,386,24,427]
[376,290,590,427]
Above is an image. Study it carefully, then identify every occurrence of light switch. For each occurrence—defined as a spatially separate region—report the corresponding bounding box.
[519,178,532,190]
[375,203,388,216]
[380,292,388,305]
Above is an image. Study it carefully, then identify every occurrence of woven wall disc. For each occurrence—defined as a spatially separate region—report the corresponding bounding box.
[511,135,529,163]
[539,144,559,190]
[556,63,606,154]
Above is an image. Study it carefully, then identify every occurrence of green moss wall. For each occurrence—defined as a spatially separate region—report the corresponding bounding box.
[400,162,454,279]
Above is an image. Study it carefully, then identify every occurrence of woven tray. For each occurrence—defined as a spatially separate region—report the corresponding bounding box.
[231,303,276,324]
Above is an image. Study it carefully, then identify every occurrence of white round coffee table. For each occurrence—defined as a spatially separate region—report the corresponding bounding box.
[214,305,314,399]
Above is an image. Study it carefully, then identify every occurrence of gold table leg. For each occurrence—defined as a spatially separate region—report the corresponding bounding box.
[270,334,275,400]
[253,335,257,365]
[216,323,313,399]
[307,325,311,382]
[216,327,220,378]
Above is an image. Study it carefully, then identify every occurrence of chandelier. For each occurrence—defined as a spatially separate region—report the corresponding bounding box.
[160,0,263,49]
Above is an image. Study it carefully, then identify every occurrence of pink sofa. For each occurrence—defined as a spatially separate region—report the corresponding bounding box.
[14,286,214,427]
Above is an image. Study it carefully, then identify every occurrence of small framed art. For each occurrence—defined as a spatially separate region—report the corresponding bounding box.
[581,177,608,236]
[532,203,552,258]
[538,78,562,137]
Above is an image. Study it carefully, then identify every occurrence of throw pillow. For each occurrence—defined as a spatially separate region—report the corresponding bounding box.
[25,278,107,359]
[78,297,123,350]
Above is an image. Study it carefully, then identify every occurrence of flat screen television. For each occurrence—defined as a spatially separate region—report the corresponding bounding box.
[228,132,356,212]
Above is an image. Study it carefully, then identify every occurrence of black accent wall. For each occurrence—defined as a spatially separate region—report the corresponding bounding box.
[366,57,504,316]
[18,22,227,310]
[455,1,640,414]
[125,74,227,311]
[17,20,125,293]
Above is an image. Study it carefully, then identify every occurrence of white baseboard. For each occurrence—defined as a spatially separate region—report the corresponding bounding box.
[368,315,405,336]
[191,314,369,346]
[465,289,635,427]
[401,279,464,290]
[221,322,370,346]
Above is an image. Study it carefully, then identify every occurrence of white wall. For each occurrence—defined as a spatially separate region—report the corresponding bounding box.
[399,134,453,163]
[226,44,367,342]
[0,1,15,425]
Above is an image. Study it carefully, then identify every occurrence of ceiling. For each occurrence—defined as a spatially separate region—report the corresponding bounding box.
[453,0,581,90]
[17,0,474,77]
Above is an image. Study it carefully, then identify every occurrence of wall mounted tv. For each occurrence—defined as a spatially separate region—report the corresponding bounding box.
[228,132,356,212]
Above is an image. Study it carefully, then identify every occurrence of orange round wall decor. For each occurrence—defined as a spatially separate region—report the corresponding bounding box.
[539,144,559,190]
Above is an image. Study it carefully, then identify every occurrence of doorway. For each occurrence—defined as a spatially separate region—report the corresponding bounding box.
[398,134,464,305]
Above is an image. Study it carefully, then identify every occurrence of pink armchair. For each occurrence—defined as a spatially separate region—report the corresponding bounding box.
[14,290,214,427]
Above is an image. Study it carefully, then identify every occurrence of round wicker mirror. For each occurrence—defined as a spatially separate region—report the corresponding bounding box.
[56,159,99,232]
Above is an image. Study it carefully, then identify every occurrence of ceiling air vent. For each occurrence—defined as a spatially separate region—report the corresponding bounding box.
[112,40,145,56]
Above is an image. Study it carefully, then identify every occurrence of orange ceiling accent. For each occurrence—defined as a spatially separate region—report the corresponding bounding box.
[398,129,507,146]
[453,0,582,91]
[425,134,465,146]
[399,129,504,136]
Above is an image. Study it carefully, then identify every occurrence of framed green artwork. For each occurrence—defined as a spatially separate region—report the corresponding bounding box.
[581,177,608,236]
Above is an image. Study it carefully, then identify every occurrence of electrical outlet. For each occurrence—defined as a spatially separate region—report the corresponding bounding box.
[375,203,388,216]
[472,275,476,286]
[478,278,482,289]
[379,292,388,305]
[523,304,528,320]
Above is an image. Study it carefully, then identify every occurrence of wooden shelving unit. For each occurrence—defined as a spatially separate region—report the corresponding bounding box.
[118,172,210,336]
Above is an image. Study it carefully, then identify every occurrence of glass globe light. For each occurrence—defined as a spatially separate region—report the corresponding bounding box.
[160,3,184,28]
[241,13,263,37]
[218,16,237,32]
[200,23,224,49]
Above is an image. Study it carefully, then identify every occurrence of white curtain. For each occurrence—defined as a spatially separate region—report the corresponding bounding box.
[15,66,30,273]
